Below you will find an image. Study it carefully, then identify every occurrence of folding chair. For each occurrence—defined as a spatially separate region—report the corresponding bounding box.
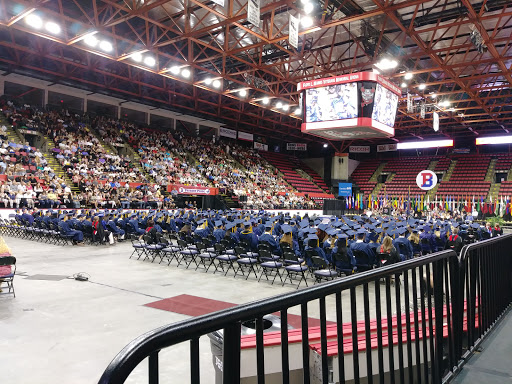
[233,246,258,279]
[0,256,16,297]
[332,251,355,276]
[176,239,198,268]
[195,241,217,272]
[129,234,146,259]
[213,243,237,276]
[310,256,338,284]
[257,250,283,285]
[282,252,308,288]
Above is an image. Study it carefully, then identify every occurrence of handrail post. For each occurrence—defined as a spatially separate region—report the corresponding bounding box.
[148,351,160,384]
[223,322,241,384]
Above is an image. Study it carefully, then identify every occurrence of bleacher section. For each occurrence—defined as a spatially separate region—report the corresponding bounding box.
[260,151,326,194]
[350,154,504,199]
[378,157,431,196]
[436,155,491,198]
[350,160,380,195]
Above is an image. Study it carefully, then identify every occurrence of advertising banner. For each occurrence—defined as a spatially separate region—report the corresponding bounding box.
[349,145,370,153]
[338,183,352,197]
[377,144,397,152]
[254,142,268,151]
[167,184,218,195]
[286,143,307,151]
[289,14,299,49]
[238,131,254,141]
[247,0,260,28]
[219,127,237,139]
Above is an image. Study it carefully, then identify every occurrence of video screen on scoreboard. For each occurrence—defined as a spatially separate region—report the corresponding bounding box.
[371,84,399,127]
[305,83,358,123]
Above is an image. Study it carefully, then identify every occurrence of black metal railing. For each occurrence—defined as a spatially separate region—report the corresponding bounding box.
[98,236,512,384]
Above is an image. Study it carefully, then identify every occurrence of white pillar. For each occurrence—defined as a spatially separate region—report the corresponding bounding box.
[43,89,49,107]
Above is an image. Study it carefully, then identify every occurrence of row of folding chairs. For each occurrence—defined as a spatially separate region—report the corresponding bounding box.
[129,233,353,289]
[0,218,102,245]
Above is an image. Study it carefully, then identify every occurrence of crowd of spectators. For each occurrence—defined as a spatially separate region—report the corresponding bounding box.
[0,99,321,210]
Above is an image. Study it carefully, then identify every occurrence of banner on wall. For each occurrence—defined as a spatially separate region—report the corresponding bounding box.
[238,131,254,141]
[247,0,260,28]
[338,183,352,197]
[219,127,237,139]
[286,143,307,151]
[167,184,218,195]
[289,14,299,49]
[377,144,397,152]
[452,148,470,154]
[254,142,268,151]
[349,145,370,153]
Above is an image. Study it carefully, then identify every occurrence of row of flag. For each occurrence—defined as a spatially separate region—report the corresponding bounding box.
[345,194,512,216]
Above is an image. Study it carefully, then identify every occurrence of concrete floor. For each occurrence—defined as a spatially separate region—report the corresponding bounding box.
[0,236,428,384]
[452,309,512,384]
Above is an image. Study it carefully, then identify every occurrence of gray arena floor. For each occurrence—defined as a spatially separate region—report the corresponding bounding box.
[0,236,429,384]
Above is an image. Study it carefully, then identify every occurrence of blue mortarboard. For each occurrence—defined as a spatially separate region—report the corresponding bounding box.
[338,233,348,239]
[397,227,407,235]
[374,228,383,234]
[265,221,273,229]
[332,222,343,228]
[58,214,65,220]
[356,228,367,235]
[461,224,468,230]
[346,230,356,237]
[281,224,292,233]
[306,228,317,234]
[314,219,321,226]
[471,223,480,229]
[225,222,236,230]
[243,221,252,227]
[325,227,337,236]
[197,219,206,225]
[306,234,319,241]
[318,223,328,231]
[215,220,223,227]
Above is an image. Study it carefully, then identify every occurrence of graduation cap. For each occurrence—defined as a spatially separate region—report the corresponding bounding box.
[306,234,319,241]
[318,223,329,231]
[299,219,309,229]
[346,230,356,237]
[264,221,273,229]
[397,227,407,235]
[470,223,480,229]
[197,219,206,225]
[243,221,252,227]
[352,224,361,230]
[374,228,383,234]
[337,233,348,239]
[332,221,343,228]
[356,228,367,236]
[215,220,223,227]
[281,224,293,234]
[225,222,236,230]
[325,227,337,236]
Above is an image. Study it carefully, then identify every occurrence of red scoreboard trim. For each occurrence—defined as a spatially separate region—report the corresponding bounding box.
[297,72,401,95]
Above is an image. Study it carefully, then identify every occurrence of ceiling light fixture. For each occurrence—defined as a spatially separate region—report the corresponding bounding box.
[181,68,191,78]
[239,89,247,97]
[476,136,512,145]
[144,56,156,67]
[419,83,426,90]
[132,53,143,62]
[282,104,289,111]
[261,97,269,105]
[301,16,314,28]
[294,108,301,115]
[401,82,407,88]
[375,58,398,71]
[323,143,328,148]
[99,40,113,52]
[84,35,98,47]
[304,2,314,14]
[440,100,450,107]
[276,101,283,109]
[170,66,181,75]
[45,22,61,34]
[25,14,43,29]
[212,79,221,88]
[204,78,212,85]
[404,72,413,80]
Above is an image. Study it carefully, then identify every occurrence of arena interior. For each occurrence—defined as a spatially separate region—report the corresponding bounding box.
[0,1,511,384]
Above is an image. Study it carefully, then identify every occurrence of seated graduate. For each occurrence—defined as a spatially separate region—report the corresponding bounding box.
[350,229,377,266]
[304,234,329,266]
[332,234,356,273]
[239,221,258,251]
[259,221,280,254]
[212,220,226,243]
[392,227,413,260]
[279,224,300,256]
[377,235,401,266]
